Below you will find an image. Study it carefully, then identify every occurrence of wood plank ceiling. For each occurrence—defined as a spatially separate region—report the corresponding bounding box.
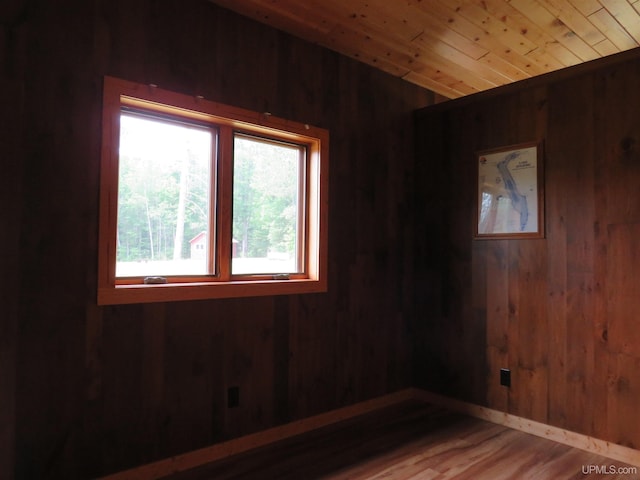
[208,0,640,99]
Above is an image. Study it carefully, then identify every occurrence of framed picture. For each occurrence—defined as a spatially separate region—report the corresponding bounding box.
[475,141,544,239]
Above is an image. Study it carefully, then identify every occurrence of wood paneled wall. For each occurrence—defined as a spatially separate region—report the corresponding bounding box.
[0,77,22,480]
[414,49,640,452]
[1,1,434,478]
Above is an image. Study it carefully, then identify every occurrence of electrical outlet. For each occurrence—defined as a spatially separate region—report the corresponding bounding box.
[500,368,511,387]
[227,386,240,408]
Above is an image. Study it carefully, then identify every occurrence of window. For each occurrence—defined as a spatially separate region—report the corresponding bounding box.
[98,76,328,304]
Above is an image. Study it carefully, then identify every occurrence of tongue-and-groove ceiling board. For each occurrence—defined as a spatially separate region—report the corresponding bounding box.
[209,0,640,98]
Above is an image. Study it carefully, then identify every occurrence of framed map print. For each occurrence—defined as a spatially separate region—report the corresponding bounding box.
[475,141,544,239]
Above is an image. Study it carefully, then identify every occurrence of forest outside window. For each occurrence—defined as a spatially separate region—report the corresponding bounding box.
[98,76,328,305]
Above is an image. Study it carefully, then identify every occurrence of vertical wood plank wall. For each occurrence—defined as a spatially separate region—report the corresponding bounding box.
[1,0,434,478]
[414,50,640,452]
[0,79,23,480]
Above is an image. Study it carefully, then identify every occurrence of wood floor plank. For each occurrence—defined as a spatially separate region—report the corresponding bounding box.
[160,401,638,480]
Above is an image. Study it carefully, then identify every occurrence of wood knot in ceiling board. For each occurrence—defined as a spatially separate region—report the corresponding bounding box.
[553,18,566,28]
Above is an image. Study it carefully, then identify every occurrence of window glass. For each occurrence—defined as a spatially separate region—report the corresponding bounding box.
[116,112,214,277]
[232,134,304,275]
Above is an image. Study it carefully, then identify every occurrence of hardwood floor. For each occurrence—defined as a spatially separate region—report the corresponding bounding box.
[160,401,638,480]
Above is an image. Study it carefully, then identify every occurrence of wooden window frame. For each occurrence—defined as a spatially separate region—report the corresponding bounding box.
[98,76,329,305]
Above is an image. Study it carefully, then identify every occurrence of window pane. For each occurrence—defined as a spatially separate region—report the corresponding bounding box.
[116,113,213,277]
[232,135,304,275]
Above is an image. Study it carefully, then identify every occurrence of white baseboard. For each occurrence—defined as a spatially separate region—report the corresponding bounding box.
[412,389,640,468]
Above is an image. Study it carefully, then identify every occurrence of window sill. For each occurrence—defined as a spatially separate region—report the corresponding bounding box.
[97,278,327,305]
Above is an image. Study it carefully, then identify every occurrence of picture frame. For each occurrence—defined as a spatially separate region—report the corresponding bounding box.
[475,141,544,239]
